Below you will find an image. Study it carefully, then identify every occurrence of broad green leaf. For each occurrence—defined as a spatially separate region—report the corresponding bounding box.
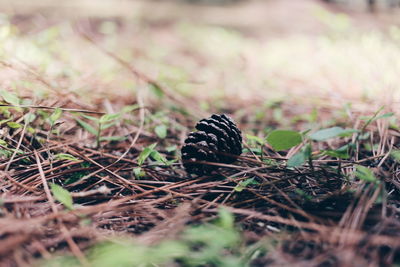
[54,153,79,161]
[0,90,20,105]
[49,108,62,124]
[155,124,168,139]
[287,150,306,168]
[138,143,157,165]
[266,130,302,151]
[287,144,312,168]
[50,183,74,210]
[7,121,22,129]
[76,119,97,135]
[309,127,356,141]
[355,165,378,183]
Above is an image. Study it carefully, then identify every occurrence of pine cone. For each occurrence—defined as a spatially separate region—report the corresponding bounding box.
[181,114,242,175]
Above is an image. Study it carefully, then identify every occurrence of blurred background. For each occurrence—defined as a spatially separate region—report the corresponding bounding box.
[0,0,399,113]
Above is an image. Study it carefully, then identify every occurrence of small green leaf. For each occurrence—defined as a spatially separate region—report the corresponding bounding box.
[155,124,168,139]
[361,112,394,122]
[166,145,177,153]
[309,127,356,141]
[0,139,7,146]
[322,144,351,159]
[391,150,400,163]
[50,183,74,210]
[100,121,117,130]
[121,104,140,113]
[24,113,36,124]
[99,113,121,124]
[7,121,22,129]
[150,150,168,165]
[355,165,378,183]
[133,167,145,178]
[54,153,79,161]
[76,119,97,135]
[49,108,62,125]
[266,130,302,151]
[0,90,20,105]
[234,178,258,192]
[138,143,157,165]
[150,83,164,98]
[79,114,99,122]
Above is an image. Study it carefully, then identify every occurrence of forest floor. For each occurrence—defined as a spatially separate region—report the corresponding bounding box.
[0,0,399,266]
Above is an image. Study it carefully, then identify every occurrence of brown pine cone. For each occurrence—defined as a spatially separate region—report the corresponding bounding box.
[181,114,242,175]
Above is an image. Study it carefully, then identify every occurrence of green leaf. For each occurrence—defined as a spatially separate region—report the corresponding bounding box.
[287,150,306,168]
[155,124,168,139]
[216,207,234,230]
[355,165,378,183]
[24,113,36,124]
[54,153,79,161]
[150,83,164,98]
[0,139,7,146]
[121,104,140,113]
[133,167,145,178]
[50,183,74,210]
[100,121,117,131]
[138,143,157,165]
[391,150,400,163]
[49,108,62,125]
[79,114,99,122]
[100,113,121,124]
[266,130,302,151]
[76,119,97,135]
[0,90,20,105]
[309,127,356,141]
[166,145,177,153]
[234,178,258,192]
[150,150,168,165]
[7,121,22,129]
[322,144,350,159]
[360,112,394,122]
